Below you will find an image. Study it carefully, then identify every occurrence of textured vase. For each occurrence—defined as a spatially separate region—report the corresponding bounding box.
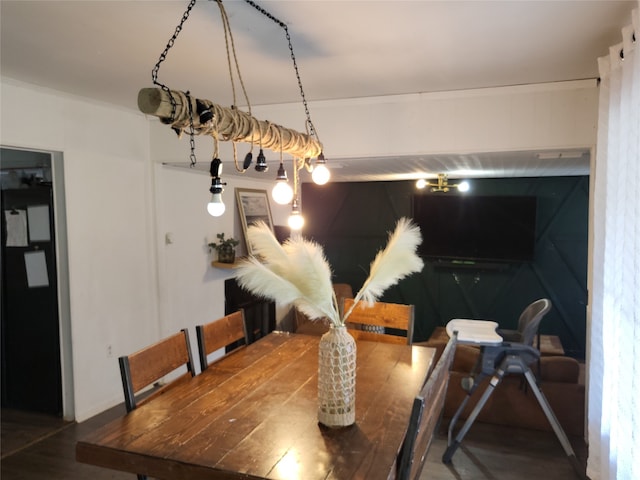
[317,325,356,427]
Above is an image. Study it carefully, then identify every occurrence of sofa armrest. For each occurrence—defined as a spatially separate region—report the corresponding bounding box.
[535,356,580,384]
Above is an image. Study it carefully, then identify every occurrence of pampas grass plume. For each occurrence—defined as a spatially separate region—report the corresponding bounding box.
[343,218,423,322]
[235,217,423,327]
[235,223,341,325]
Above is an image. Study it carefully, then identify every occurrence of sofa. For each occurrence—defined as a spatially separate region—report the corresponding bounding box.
[422,329,585,437]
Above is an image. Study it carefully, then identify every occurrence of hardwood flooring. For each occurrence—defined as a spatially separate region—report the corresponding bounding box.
[1,406,133,479]
[1,409,73,460]
[1,406,587,479]
[423,422,588,480]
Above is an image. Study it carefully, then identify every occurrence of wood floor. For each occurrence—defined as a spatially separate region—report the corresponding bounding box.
[1,406,587,479]
[424,423,588,480]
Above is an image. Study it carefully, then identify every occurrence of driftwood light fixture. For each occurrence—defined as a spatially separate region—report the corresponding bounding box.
[137,87,323,160]
[142,0,328,223]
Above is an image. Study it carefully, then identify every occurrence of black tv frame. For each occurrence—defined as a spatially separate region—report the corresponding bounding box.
[412,194,537,264]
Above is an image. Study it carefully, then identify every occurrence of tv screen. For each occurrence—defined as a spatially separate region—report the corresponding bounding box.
[412,195,537,263]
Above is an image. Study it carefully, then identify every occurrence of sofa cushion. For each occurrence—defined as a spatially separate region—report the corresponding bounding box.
[444,372,585,436]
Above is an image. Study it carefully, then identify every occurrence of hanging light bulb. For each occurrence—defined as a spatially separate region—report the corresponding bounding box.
[207,190,225,216]
[207,158,226,217]
[416,179,427,189]
[288,199,305,230]
[272,162,294,205]
[272,181,293,205]
[457,180,470,192]
[311,152,330,185]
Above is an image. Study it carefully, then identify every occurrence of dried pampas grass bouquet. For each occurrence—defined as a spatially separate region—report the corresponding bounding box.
[235,217,424,325]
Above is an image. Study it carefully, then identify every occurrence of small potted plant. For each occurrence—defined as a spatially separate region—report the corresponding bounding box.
[209,233,240,264]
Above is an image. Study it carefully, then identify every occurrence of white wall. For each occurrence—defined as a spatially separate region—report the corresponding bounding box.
[148,80,598,167]
[0,78,291,422]
[153,163,290,367]
[248,79,598,159]
[1,78,156,421]
[1,76,598,423]
[149,116,292,358]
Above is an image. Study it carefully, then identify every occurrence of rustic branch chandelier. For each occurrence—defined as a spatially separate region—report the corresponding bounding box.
[137,0,329,224]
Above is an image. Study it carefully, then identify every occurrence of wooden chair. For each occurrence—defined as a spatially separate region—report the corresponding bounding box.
[397,331,458,480]
[294,283,353,335]
[118,328,196,480]
[118,328,196,412]
[342,298,415,345]
[196,310,248,371]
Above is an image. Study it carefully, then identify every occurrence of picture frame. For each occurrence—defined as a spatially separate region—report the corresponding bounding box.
[235,188,274,255]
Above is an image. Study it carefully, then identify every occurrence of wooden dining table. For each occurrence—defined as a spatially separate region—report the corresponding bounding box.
[76,331,436,480]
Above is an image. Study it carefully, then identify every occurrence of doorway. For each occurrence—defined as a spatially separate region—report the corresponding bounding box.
[1,147,71,418]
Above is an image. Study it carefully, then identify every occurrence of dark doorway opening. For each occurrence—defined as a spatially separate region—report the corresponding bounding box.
[1,148,62,416]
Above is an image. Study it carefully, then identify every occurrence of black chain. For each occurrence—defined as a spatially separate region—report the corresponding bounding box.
[151,0,198,123]
[243,0,319,143]
[150,0,320,167]
[151,0,199,164]
[185,92,198,167]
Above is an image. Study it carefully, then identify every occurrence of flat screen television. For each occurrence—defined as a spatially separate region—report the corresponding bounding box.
[412,194,537,263]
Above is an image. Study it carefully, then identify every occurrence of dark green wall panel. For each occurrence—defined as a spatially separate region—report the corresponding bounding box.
[302,176,589,359]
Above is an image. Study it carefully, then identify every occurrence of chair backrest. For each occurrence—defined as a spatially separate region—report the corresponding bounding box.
[294,283,353,335]
[118,328,196,412]
[342,298,414,345]
[517,298,552,346]
[397,331,458,480]
[196,310,248,371]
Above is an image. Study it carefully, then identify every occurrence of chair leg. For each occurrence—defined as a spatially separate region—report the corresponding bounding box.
[446,372,487,447]
[445,352,588,480]
[522,369,588,480]
[443,367,504,463]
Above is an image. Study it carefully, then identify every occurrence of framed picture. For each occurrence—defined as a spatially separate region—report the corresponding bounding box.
[235,188,274,255]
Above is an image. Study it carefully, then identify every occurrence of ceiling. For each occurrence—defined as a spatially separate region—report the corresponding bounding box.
[1,0,635,182]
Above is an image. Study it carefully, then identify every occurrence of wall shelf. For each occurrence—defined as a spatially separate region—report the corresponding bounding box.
[211,257,247,269]
[211,261,237,269]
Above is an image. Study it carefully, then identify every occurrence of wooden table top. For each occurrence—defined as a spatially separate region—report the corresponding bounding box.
[76,332,436,480]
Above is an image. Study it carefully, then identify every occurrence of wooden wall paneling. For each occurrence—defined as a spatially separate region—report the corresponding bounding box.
[302,176,588,359]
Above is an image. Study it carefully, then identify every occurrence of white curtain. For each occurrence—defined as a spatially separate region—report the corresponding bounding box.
[588,4,640,480]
